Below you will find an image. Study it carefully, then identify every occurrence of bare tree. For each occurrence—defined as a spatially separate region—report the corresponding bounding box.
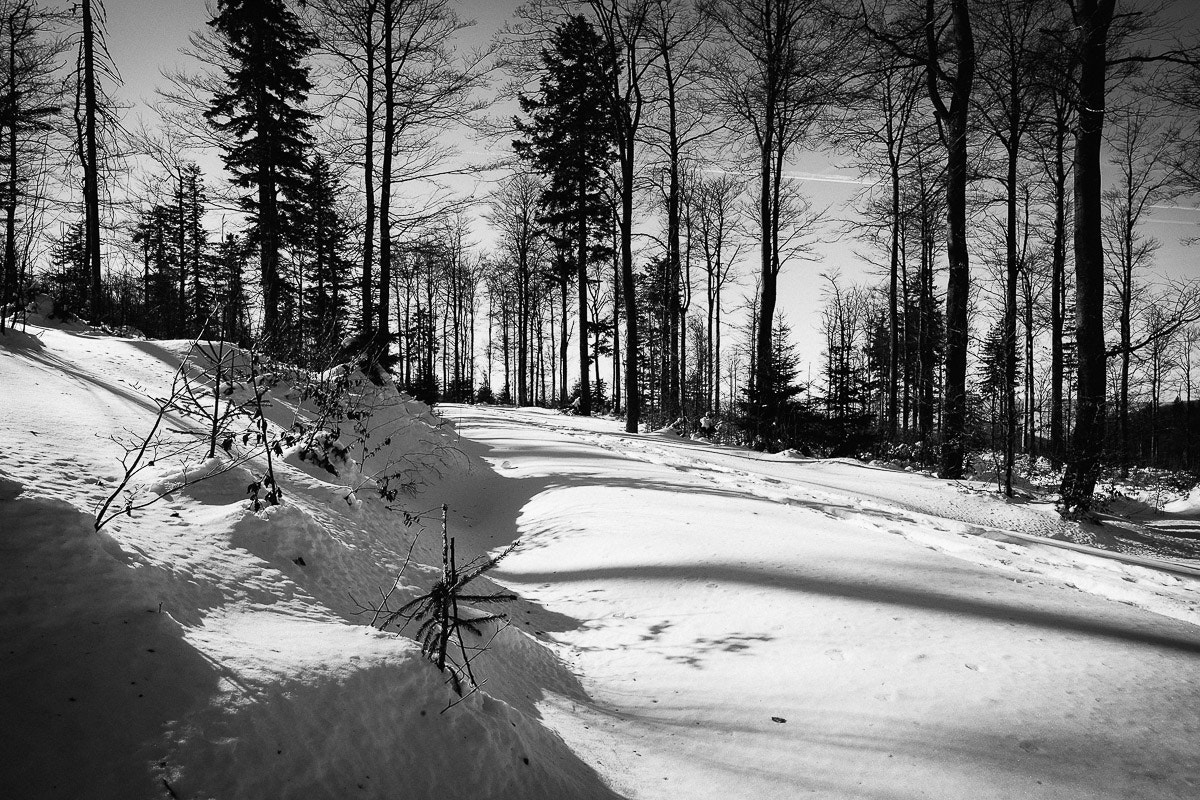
[835,48,923,437]
[639,0,715,421]
[308,0,382,334]
[973,0,1054,495]
[705,0,846,437]
[864,0,974,477]
[487,170,545,405]
[588,0,654,430]
[69,0,119,322]
[371,0,489,370]
[1030,34,1076,468]
[1101,101,1179,471]
[690,169,742,413]
[1057,0,1198,514]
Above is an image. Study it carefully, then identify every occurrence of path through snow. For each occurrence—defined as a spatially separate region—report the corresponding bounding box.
[445,404,1200,800]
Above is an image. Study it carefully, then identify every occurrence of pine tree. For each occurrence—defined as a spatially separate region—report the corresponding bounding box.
[514,15,617,417]
[205,0,315,351]
[739,319,806,451]
[212,232,250,346]
[181,163,211,337]
[297,154,352,364]
[131,204,176,338]
[47,221,87,317]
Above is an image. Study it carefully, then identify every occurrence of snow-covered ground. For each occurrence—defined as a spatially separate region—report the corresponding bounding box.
[3,319,1199,799]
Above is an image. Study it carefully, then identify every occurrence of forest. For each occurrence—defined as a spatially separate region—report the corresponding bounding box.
[2,0,1200,518]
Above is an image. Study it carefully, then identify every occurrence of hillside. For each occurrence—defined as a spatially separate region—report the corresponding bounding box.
[2,316,1199,799]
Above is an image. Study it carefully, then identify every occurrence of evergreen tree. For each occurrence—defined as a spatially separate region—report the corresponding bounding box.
[739,319,806,451]
[212,232,251,346]
[977,320,1013,450]
[47,221,87,317]
[205,0,315,351]
[181,163,211,337]
[0,0,61,333]
[131,204,177,338]
[297,154,353,363]
[514,15,617,416]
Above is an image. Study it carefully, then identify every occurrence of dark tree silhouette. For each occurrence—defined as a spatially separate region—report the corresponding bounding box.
[205,0,316,351]
[515,15,617,417]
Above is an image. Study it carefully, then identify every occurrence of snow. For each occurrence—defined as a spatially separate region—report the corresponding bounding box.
[3,319,1200,799]
[1164,485,1200,515]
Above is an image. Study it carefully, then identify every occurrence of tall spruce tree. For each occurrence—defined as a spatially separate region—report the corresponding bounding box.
[205,0,315,351]
[514,15,616,417]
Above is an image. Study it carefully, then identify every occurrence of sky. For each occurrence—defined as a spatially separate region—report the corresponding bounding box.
[96,0,1200,375]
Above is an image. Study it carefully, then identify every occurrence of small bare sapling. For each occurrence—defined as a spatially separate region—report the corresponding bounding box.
[352,505,517,701]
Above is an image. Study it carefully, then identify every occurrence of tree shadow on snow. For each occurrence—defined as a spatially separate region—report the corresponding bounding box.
[499,561,1200,656]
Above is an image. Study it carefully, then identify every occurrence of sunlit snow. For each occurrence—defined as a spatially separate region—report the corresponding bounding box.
[2,317,1198,799]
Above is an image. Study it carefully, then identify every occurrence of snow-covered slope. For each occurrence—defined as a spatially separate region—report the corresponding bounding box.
[3,319,1199,799]
[0,321,615,800]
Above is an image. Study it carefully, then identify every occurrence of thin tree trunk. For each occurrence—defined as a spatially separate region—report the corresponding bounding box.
[577,194,591,415]
[1049,110,1067,467]
[559,265,568,405]
[1004,145,1018,496]
[612,237,621,414]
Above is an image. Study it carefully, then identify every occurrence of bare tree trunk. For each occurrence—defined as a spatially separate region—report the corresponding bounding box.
[577,194,591,415]
[1049,106,1068,468]
[888,152,900,436]
[611,236,621,414]
[82,0,102,321]
[559,262,568,405]
[1060,0,1115,516]
[517,263,528,405]
[933,0,974,479]
[592,1,643,431]
[375,0,395,369]
[361,0,377,335]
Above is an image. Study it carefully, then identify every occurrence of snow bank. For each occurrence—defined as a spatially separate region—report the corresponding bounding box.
[1164,485,1200,515]
[0,322,616,800]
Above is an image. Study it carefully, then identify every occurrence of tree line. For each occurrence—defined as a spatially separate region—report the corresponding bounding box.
[1,0,1199,517]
